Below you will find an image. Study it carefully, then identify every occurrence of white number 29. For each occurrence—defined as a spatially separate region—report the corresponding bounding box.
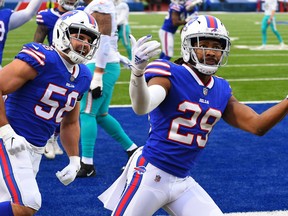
[168,101,221,148]
[34,84,79,123]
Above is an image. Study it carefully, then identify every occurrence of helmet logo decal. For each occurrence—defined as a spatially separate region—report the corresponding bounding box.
[205,15,218,28]
[61,10,78,20]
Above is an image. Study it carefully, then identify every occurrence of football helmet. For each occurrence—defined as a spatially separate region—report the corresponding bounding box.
[171,0,186,5]
[58,0,79,11]
[181,15,231,75]
[0,0,5,7]
[53,10,101,64]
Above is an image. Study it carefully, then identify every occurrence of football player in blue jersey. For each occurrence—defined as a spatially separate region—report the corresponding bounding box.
[76,0,138,178]
[34,0,80,160]
[99,15,288,215]
[0,10,100,216]
[158,0,200,60]
[34,0,80,46]
[0,0,42,69]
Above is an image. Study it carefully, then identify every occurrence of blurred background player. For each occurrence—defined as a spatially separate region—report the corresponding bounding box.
[158,0,202,60]
[76,0,138,178]
[0,10,101,215]
[258,0,285,49]
[34,0,80,159]
[0,0,42,69]
[115,0,132,60]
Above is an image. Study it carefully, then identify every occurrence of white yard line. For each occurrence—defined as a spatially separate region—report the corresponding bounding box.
[224,210,288,216]
[116,77,288,85]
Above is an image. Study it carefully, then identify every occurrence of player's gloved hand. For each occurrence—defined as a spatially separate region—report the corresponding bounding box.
[56,156,80,186]
[90,72,103,99]
[119,54,131,69]
[0,124,29,155]
[129,34,161,77]
[185,13,196,23]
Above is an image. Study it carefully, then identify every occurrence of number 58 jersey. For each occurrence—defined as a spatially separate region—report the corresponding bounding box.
[142,59,232,178]
[5,43,92,147]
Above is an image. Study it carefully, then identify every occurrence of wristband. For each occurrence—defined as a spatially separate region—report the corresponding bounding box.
[132,72,144,78]
[0,124,14,141]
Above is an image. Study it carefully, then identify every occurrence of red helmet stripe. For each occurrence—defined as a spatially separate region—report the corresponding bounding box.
[205,15,218,28]
[87,14,96,25]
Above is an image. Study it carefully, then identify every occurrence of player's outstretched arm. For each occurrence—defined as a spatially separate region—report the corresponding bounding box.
[222,95,288,136]
[9,0,42,31]
[129,34,166,115]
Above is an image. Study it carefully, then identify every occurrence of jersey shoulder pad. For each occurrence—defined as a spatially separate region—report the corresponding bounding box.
[170,3,182,12]
[16,43,52,67]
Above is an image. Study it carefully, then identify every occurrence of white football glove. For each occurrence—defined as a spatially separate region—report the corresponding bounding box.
[90,72,103,99]
[119,54,131,69]
[129,34,161,77]
[56,156,80,186]
[0,124,29,155]
[185,13,197,23]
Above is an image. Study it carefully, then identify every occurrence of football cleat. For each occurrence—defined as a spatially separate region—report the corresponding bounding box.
[76,161,96,178]
[121,147,139,172]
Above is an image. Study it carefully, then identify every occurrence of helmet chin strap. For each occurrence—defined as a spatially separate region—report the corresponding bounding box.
[67,50,86,64]
[194,63,217,75]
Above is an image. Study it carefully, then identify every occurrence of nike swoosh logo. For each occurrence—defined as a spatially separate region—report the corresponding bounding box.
[32,44,39,50]
[11,137,15,147]
[87,171,94,177]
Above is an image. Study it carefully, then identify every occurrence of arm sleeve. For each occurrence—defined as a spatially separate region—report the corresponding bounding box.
[94,35,110,69]
[129,74,166,115]
[9,0,42,30]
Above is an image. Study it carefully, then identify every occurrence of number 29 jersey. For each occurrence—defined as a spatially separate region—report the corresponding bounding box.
[142,59,232,178]
[0,9,13,66]
[5,43,92,147]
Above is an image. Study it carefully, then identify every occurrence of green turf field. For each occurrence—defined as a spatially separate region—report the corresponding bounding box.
[3,12,288,104]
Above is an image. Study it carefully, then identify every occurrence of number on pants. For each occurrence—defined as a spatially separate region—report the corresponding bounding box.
[168,101,221,147]
[34,84,79,123]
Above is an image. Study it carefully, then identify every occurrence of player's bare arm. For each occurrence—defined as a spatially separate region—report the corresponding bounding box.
[0,59,37,95]
[171,11,186,27]
[92,11,112,35]
[34,24,49,43]
[0,59,37,126]
[60,102,80,157]
[222,95,288,136]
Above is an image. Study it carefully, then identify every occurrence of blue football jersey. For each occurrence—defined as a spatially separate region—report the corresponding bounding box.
[0,9,13,65]
[161,3,188,34]
[36,8,63,45]
[5,43,92,147]
[142,59,232,178]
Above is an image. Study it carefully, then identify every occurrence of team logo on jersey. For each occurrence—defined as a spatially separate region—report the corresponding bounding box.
[203,87,208,96]
[134,166,146,175]
[154,175,161,182]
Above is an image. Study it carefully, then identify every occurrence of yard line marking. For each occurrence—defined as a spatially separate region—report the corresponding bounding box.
[110,100,281,108]
[224,210,288,216]
[226,63,288,67]
[115,77,288,85]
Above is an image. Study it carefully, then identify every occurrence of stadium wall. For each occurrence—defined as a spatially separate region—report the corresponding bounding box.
[3,0,288,12]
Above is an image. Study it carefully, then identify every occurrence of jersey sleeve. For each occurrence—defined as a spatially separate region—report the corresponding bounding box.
[144,59,172,82]
[35,9,48,25]
[15,43,48,74]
